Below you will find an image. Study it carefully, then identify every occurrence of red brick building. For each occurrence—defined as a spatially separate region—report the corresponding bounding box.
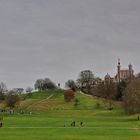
[105,59,134,83]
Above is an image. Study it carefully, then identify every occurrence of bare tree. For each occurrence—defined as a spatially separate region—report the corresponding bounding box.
[34,78,57,91]
[0,82,7,100]
[65,80,77,91]
[44,78,57,90]
[34,79,44,91]
[0,82,7,93]
[5,90,20,109]
[26,87,33,97]
[96,81,116,110]
[123,78,140,114]
[77,70,94,94]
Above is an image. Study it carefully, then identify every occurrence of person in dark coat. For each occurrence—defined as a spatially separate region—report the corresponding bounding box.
[80,122,83,127]
[0,122,3,128]
[71,121,76,127]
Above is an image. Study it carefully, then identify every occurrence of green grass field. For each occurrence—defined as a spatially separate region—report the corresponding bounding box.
[0,90,140,140]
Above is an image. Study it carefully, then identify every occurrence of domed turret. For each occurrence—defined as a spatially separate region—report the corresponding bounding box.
[104,73,111,83]
[104,73,111,79]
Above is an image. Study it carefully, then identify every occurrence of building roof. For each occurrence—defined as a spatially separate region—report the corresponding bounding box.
[104,73,111,79]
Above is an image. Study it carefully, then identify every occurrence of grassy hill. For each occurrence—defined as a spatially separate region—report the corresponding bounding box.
[0,90,140,140]
[19,90,118,114]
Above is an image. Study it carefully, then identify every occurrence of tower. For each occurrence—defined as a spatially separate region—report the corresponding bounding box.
[128,64,133,78]
[117,59,121,82]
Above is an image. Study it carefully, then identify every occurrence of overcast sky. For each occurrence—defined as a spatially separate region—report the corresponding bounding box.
[0,0,140,89]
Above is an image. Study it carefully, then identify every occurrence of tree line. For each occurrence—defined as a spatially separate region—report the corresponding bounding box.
[65,70,140,114]
[0,70,140,114]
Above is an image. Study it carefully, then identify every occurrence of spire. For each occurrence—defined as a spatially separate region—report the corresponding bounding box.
[129,63,132,68]
[118,58,120,65]
[117,58,121,69]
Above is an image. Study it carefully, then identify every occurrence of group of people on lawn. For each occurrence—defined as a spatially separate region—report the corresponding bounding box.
[64,121,83,127]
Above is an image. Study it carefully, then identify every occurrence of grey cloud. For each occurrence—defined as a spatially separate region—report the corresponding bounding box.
[0,0,140,89]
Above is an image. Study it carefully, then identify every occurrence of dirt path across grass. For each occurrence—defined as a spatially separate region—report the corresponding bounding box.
[26,94,54,110]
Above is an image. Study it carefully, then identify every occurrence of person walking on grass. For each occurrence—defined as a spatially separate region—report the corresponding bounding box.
[0,122,3,128]
[138,115,140,120]
[80,122,83,127]
[71,121,76,127]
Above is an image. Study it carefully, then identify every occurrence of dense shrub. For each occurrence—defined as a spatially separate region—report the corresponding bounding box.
[5,91,20,108]
[64,89,75,102]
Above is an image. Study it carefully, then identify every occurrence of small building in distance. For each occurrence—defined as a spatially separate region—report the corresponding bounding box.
[104,73,114,83]
[12,88,24,94]
[104,59,134,83]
